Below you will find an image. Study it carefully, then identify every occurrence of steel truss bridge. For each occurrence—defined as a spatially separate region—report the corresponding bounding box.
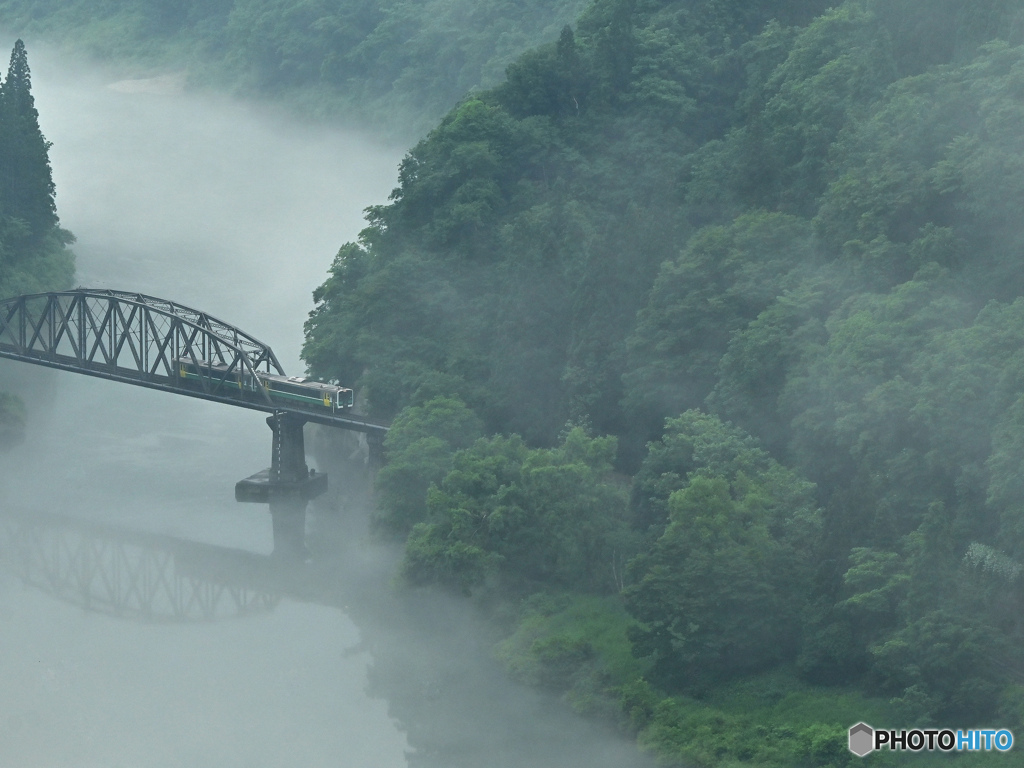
[0,288,386,434]
[0,288,388,557]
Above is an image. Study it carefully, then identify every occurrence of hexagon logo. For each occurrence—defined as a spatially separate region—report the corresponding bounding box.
[849,722,874,757]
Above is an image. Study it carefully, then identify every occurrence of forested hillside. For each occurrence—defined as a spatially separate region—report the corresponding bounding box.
[0,40,75,447]
[0,0,589,138]
[302,1,1024,764]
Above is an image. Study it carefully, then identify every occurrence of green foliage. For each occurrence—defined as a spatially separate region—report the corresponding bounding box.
[707,279,832,452]
[623,213,815,439]
[624,413,821,689]
[814,40,1024,293]
[630,409,773,532]
[638,698,850,768]
[0,0,591,138]
[299,0,1024,756]
[402,428,634,594]
[0,40,74,301]
[496,593,646,694]
[299,3,1024,745]
[0,40,56,237]
[373,396,482,534]
[619,665,1007,767]
[306,4,856,451]
[870,610,1006,723]
[384,394,484,455]
[0,41,74,457]
[687,5,899,218]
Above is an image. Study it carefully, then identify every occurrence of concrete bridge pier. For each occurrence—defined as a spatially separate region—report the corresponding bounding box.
[236,412,327,560]
[269,412,308,486]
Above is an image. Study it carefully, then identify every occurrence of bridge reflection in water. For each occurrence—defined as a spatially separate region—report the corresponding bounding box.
[0,508,658,768]
[0,509,282,622]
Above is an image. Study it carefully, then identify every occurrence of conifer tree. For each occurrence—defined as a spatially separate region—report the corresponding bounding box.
[0,39,58,242]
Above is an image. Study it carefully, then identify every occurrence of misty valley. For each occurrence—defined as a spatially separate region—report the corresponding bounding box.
[4,1,1024,766]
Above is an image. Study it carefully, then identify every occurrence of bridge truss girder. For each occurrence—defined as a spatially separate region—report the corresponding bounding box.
[0,288,389,434]
[0,288,282,408]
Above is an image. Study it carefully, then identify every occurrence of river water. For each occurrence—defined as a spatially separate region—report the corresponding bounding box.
[0,48,655,768]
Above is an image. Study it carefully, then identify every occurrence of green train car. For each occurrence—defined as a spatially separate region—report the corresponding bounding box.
[174,359,354,412]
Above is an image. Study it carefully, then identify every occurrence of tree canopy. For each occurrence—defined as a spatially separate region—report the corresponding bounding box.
[0,39,75,448]
[0,0,592,138]
[301,0,1024,759]
[0,38,73,300]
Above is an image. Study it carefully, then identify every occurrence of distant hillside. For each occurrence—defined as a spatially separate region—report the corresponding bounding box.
[0,0,589,139]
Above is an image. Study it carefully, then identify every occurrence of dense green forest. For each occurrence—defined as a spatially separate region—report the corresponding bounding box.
[0,0,589,138]
[299,0,1024,764]
[0,40,75,446]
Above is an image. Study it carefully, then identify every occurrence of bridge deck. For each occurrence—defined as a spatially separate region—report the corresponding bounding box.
[0,289,388,436]
[0,343,387,433]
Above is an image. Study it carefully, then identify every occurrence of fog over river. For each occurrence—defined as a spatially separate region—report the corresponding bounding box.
[0,47,655,767]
